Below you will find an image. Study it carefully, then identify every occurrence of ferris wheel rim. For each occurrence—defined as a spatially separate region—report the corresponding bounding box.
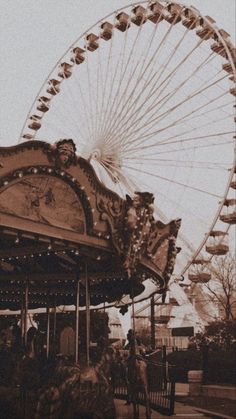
[19,0,236,278]
[19,1,236,142]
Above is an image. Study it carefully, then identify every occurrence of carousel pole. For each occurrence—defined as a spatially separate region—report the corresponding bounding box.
[85,263,90,366]
[75,277,80,364]
[150,295,155,349]
[23,280,29,348]
[52,297,57,354]
[21,292,25,346]
[46,305,50,359]
[131,283,136,355]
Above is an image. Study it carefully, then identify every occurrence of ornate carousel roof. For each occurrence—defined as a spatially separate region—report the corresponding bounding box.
[0,139,181,310]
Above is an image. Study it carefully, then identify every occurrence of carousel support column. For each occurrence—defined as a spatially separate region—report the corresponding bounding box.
[52,298,57,355]
[151,295,155,349]
[46,305,50,359]
[75,277,80,364]
[131,284,136,355]
[23,279,29,348]
[85,264,90,366]
[21,293,25,346]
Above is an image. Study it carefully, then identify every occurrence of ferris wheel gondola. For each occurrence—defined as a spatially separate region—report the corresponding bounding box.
[19,1,236,281]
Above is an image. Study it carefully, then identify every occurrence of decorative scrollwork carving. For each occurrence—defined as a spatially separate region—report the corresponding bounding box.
[96,190,181,287]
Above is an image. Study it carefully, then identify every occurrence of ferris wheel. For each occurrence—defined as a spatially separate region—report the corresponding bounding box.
[19,1,236,282]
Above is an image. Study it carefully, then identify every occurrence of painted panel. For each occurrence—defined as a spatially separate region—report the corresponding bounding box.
[0,176,85,233]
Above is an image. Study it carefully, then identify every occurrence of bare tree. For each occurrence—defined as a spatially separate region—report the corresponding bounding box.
[202,253,236,321]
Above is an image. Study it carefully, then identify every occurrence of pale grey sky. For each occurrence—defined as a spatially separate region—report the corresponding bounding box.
[0,1,235,320]
[0,0,235,145]
[0,0,235,270]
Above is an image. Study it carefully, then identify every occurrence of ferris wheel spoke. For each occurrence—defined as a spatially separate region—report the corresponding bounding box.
[98,16,144,145]
[123,131,234,156]
[123,164,223,198]
[106,35,211,152]
[124,156,230,171]
[140,69,227,138]
[100,18,170,143]
[93,41,103,145]
[121,58,225,151]
[84,46,98,145]
[134,176,212,224]
[43,96,89,144]
[150,112,233,149]
[102,15,181,150]
[126,172,209,255]
[122,102,232,155]
[128,139,235,158]
[122,76,230,154]
[159,113,233,145]
[60,73,94,142]
[122,129,234,157]
[65,59,95,141]
[97,22,132,146]
[95,16,117,143]
[114,16,166,150]
[182,99,233,123]
[122,88,228,150]
[104,28,202,152]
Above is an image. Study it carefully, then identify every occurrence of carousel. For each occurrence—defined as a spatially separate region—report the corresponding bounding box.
[0,138,180,418]
[1,0,235,417]
[0,137,180,349]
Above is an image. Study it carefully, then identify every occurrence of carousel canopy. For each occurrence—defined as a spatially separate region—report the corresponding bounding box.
[0,139,181,310]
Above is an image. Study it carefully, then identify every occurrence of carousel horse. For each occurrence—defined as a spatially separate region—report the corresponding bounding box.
[35,348,116,419]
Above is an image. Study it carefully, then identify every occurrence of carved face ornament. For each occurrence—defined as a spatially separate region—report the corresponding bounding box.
[57,142,75,166]
[132,194,142,209]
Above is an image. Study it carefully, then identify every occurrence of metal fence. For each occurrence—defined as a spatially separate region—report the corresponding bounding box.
[113,359,175,416]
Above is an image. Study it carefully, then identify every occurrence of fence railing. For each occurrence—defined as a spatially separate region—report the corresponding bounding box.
[113,359,175,416]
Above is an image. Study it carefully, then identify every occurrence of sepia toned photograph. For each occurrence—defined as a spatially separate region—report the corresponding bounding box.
[0,1,235,418]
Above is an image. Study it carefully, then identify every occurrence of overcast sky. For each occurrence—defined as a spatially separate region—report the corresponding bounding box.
[0,0,235,146]
[0,2,235,319]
